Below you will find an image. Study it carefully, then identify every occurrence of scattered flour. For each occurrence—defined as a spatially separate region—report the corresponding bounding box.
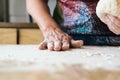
[0,45,120,72]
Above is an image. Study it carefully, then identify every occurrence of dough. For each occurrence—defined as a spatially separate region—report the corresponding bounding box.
[96,0,120,24]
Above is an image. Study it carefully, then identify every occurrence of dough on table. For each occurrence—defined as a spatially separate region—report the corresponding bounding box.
[96,0,120,24]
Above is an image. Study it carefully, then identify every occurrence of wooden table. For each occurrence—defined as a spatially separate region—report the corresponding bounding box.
[0,22,43,44]
[0,45,120,80]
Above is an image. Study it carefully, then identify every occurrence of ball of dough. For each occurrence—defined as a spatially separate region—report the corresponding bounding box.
[96,0,120,24]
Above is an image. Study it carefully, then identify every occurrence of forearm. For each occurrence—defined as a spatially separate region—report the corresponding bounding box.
[26,0,84,51]
[26,0,58,31]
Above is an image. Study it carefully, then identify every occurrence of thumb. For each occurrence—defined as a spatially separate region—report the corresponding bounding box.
[70,39,84,48]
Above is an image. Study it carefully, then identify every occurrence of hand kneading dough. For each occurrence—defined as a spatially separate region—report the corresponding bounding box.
[96,0,120,24]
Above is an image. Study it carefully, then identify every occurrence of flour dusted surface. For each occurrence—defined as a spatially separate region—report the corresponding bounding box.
[0,45,120,80]
[0,45,120,71]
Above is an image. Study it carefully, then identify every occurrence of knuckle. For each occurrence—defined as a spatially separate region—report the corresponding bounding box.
[62,46,69,51]
[54,47,61,51]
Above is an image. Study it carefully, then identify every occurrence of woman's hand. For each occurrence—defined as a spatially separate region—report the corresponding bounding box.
[38,27,83,51]
[106,14,120,35]
[26,0,83,51]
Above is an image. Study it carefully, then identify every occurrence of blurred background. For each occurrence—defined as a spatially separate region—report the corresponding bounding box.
[0,0,56,44]
[0,0,56,22]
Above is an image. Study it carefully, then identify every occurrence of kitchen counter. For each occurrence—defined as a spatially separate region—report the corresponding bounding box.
[0,45,120,80]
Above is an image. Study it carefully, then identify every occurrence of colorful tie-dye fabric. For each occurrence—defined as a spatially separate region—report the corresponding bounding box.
[53,0,120,45]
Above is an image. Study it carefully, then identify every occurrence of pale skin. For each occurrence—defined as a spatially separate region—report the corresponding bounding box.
[106,15,120,35]
[26,0,120,51]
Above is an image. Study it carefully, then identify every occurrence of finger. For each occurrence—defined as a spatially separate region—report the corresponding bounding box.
[62,42,70,51]
[71,39,84,48]
[62,35,70,50]
[106,16,120,35]
[107,19,120,35]
[54,41,62,51]
[47,42,54,51]
[107,15,120,27]
[108,25,120,35]
[108,24,120,35]
[38,41,47,50]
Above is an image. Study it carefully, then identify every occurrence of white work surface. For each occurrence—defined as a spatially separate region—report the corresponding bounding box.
[0,45,120,80]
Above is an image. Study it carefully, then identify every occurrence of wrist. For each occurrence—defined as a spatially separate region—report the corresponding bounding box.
[39,23,63,37]
[38,20,60,32]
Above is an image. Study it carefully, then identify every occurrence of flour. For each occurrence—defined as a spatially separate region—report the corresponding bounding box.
[0,45,120,72]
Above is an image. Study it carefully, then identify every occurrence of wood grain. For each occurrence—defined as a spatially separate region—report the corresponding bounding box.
[0,22,38,28]
[0,28,16,44]
[19,29,43,44]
